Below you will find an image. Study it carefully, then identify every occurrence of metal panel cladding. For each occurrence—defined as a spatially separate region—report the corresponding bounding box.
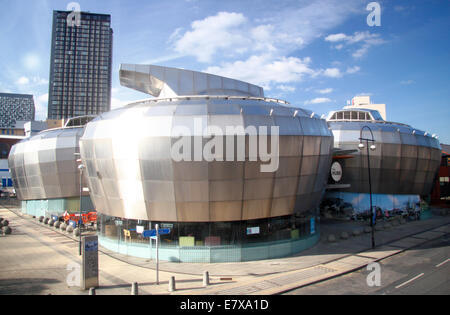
[80,97,334,222]
[8,127,87,200]
[328,120,441,195]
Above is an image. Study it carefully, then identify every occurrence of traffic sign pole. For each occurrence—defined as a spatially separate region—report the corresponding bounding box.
[156,224,159,285]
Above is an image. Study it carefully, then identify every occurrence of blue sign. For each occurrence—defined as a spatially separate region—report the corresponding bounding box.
[85,240,98,252]
[310,218,315,235]
[142,228,171,238]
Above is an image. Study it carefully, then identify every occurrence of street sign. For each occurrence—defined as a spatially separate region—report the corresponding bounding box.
[82,235,99,290]
[142,228,171,238]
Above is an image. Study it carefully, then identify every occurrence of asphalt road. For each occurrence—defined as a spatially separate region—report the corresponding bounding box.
[284,233,450,295]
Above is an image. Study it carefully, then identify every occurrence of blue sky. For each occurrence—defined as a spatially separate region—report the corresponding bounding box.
[0,0,449,143]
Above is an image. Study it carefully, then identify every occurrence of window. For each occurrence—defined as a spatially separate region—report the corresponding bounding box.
[344,111,350,120]
[358,112,365,120]
[351,111,358,120]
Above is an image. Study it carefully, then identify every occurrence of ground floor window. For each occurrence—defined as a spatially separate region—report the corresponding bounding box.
[97,213,319,247]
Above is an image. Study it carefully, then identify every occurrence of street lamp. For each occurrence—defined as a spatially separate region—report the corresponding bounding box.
[77,162,85,256]
[359,126,376,249]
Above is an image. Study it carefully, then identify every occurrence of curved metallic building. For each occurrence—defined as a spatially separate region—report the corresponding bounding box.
[81,64,333,262]
[8,117,94,216]
[326,108,441,209]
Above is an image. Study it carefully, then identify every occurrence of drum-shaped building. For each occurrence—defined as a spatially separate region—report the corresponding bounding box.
[325,107,441,214]
[80,64,334,262]
[8,117,95,218]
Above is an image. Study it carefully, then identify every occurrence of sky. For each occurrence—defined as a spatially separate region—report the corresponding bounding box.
[0,0,449,143]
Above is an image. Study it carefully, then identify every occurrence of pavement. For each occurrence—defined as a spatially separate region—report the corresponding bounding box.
[0,200,449,295]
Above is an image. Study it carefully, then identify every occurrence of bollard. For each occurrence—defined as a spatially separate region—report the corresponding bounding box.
[131,282,138,295]
[2,226,12,235]
[89,288,96,295]
[327,234,336,243]
[203,271,210,287]
[66,225,74,233]
[340,231,349,240]
[168,276,176,292]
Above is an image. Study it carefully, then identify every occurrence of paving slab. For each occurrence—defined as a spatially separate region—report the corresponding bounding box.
[411,230,446,240]
[336,255,375,267]
[389,237,429,249]
[321,260,359,271]
[432,225,450,234]
[357,245,403,260]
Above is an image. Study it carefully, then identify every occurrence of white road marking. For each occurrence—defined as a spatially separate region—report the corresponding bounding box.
[395,273,425,289]
[435,259,449,268]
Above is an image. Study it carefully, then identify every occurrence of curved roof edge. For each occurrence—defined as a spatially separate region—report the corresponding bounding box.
[120,64,264,98]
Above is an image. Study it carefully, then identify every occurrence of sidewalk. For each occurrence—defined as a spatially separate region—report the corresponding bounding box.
[1,202,449,295]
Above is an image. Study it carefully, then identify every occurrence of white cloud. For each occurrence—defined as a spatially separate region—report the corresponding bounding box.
[15,76,48,87]
[325,31,385,58]
[171,12,249,63]
[304,97,332,105]
[346,66,360,74]
[323,68,342,78]
[32,77,49,85]
[171,0,361,62]
[352,45,369,58]
[400,79,415,85]
[317,88,333,94]
[204,54,316,90]
[168,1,362,92]
[277,85,296,93]
[325,33,348,42]
[23,53,40,70]
[16,76,30,85]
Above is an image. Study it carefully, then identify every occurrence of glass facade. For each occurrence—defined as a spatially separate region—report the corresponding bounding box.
[48,11,113,120]
[0,93,35,128]
[96,212,319,262]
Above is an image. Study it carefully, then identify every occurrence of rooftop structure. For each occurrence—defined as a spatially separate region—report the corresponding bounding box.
[344,95,387,121]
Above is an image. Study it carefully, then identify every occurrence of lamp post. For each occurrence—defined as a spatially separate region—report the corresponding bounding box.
[78,163,85,255]
[359,126,376,249]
